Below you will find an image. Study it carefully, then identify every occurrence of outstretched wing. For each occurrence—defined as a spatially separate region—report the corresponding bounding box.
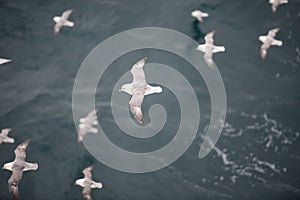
[131,57,147,89]
[8,169,23,200]
[82,186,92,200]
[268,28,280,38]
[54,22,63,35]
[14,139,30,161]
[86,110,98,121]
[82,165,94,179]
[204,31,215,44]
[260,44,268,60]
[62,9,74,20]
[1,128,12,136]
[204,50,215,69]
[129,86,146,124]
[24,162,38,171]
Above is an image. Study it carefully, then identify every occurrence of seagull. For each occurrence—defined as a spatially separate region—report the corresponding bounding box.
[0,128,14,145]
[119,57,162,96]
[77,110,98,143]
[191,10,209,23]
[119,57,162,124]
[75,165,103,200]
[269,0,288,13]
[258,28,283,60]
[2,139,38,200]
[196,31,226,68]
[53,9,74,35]
[0,58,12,65]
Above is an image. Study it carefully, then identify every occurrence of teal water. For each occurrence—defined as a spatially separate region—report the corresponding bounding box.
[0,0,299,199]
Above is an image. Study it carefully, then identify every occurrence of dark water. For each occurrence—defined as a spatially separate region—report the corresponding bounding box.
[0,0,300,199]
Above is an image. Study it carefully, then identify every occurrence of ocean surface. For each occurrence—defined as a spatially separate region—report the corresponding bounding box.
[0,0,300,199]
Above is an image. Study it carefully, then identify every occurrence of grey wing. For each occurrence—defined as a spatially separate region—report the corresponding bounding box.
[1,128,12,136]
[14,139,30,161]
[129,86,146,124]
[204,31,215,44]
[204,50,215,69]
[260,43,269,60]
[24,162,38,171]
[62,9,74,19]
[86,110,98,124]
[268,28,279,38]
[131,57,147,88]
[83,165,94,179]
[54,22,63,35]
[77,128,87,143]
[82,186,92,200]
[8,169,23,200]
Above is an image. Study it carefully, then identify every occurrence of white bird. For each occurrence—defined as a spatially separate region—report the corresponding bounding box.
[269,0,288,13]
[258,28,283,60]
[196,31,226,68]
[119,57,162,96]
[0,58,12,65]
[0,128,14,145]
[120,58,162,124]
[75,165,103,200]
[2,139,38,200]
[77,110,98,143]
[53,9,74,35]
[191,10,209,23]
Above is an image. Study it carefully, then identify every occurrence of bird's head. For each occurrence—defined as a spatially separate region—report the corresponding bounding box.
[2,162,13,171]
[53,16,61,23]
[74,179,84,187]
[119,84,131,93]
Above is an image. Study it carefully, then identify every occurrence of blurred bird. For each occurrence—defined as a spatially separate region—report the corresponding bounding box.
[258,28,283,60]
[0,58,12,65]
[53,9,75,35]
[75,165,103,200]
[0,128,14,145]
[196,31,226,68]
[269,0,288,13]
[191,10,209,23]
[77,110,98,143]
[2,139,38,200]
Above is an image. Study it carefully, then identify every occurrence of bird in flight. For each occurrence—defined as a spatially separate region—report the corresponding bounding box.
[0,58,12,65]
[77,109,99,143]
[269,0,288,13]
[196,31,225,68]
[2,139,38,200]
[0,128,14,145]
[53,9,75,35]
[75,165,103,200]
[258,28,283,60]
[191,10,209,23]
[119,58,162,124]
